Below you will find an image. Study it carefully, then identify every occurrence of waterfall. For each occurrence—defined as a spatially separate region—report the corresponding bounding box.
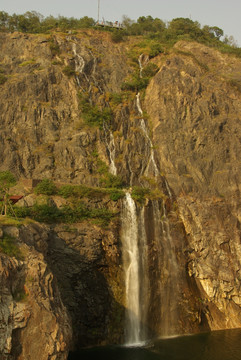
[136,93,159,178]
[138,54,144,78]
[108,132,117,176]
[121,193,149,345]
[72,43,85,74]
[103,123,117,176]
[72,42,117,175]
[120,56,180,340]
[72,43,86,89]
[152,201,180,336]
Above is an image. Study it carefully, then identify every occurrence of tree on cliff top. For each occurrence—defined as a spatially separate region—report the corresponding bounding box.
[0,171,16,216]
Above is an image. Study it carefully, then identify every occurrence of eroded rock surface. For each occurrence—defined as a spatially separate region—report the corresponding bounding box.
[0,224,72,360]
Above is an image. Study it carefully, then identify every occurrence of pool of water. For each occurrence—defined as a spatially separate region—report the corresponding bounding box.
[68,329,241,360]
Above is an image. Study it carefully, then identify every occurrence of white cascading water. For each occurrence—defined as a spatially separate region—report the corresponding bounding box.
[72,43,85,74]
[72,43,86,89]
[136,93,159,178]
[103,125,117,176]
[121,193,141,345]
[123,53,179,337]
[72,43,117,175]
[108,132,117,176]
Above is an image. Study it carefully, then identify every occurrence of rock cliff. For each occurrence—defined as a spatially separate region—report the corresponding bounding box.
[0,30,241,358]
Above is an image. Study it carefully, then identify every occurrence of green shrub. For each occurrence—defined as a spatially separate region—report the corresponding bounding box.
[14,206,32,218]
[30,204,62,223]
[88,207,114,227]
[108,189,125,201]
[83,105,112,128]
[58,185,76,198]
[142,63,159,77]
[131,186,150,204]
[111,30,124,43]
[15,201,115,227]
[149,43,164,57]
[79,94,113,128]
[0,235,24,260]
[121,73,149,92]
[109,92,123,106]
[49,41,60,56]
[100,174,123,188]
[62,65,76,77]
[0,73,7,85]
[96,159,109,174]
[19,59,36,67]
[34,179,57,196]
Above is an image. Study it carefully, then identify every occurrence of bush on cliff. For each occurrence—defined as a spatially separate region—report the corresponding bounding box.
[14,202,115,226]
[78,94,113,128]
[0,234,24,260]
[131,186,150,204]
[34,179,57,196]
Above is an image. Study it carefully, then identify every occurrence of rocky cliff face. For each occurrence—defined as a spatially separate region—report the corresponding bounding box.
[145,41,241,329]
[0,218,123,359]
[0,30,241,358]
[0,224,72,360]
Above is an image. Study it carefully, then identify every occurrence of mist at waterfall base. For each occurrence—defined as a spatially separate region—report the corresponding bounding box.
[68,329,241,360]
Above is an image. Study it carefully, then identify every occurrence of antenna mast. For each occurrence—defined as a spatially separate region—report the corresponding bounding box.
[98,0,100,22]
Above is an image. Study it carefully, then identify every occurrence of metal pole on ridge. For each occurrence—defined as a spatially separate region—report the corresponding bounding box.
[98,0,100,22]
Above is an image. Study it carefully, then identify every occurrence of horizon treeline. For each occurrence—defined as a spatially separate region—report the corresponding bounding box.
[0,10,239,50]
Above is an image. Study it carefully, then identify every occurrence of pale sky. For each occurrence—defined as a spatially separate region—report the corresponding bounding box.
[1,0,241,46]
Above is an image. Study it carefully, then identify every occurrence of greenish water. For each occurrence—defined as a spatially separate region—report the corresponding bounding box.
[68,329,241,360]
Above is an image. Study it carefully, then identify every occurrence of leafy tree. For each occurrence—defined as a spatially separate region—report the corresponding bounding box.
[121,15,135,29]
[0,171,16,216]
[78,16,95,28]
[208,26,224,40]
[0,11,9,31]
[168,18,202,39]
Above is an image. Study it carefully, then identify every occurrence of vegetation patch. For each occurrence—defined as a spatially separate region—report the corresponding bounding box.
[62,65,76,77]
[34,179,57,196]
[111,30,125,43]
[79,93,113,128]
[0,73,7,85]
[0,234,24,260]
[121,62,159,93]
[58,183,124,201]
[121,72,149,92]
[100,173,123,189]
[49,39,61,56]
[131,186,150,204]
[13,286,28,302]
[14,202,115,227]
[19,59,36,67]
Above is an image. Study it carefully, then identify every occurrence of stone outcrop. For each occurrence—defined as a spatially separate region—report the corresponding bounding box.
[0,218,123,358]
[0,224,72,360]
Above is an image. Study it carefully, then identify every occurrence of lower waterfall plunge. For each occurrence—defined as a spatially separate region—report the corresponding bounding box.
[121,193,181,344]
[121,193,149,345]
